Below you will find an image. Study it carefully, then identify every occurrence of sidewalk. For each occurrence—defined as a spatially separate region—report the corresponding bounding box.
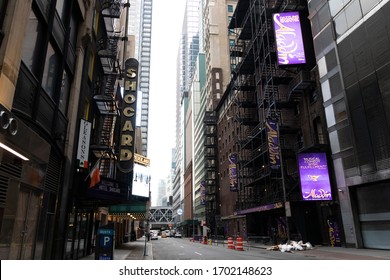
[81,236,153,260]
[293,245,390,260]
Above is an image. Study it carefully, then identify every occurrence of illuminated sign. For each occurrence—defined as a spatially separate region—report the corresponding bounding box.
[118,58,139,173]
[134,153,150,166]
[298,153,332,201]
[132,163,150,198]
[273,11,306,65]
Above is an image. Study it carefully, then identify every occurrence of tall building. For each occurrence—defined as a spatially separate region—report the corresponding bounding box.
[202,0,237,236]
[173,0,201,229]
[214,0,340,246]
[0,0,94,259]
[0,0,147,259]
[127,0,153,156]
[308,0,390,249]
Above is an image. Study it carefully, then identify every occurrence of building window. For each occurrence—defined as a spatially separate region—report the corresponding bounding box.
[59,70,71,114]
[21,9,45,77]
[42,43,60,99]
[228,4,233,13]
[88,50,95,81]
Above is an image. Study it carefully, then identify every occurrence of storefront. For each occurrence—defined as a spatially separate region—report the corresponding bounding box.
[0,104,50,259]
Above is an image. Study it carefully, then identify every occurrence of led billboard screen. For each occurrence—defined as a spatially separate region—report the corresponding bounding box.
[273,11,306,65]
[132,163,150,198]
[298,153,332,201]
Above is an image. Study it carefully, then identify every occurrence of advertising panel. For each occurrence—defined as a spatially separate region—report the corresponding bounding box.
[273,11,306,65]
[298,153,332,201]
[266,119,281,170]
[228,153,238,192]
[132,163,150,198]
[76,119,91,168]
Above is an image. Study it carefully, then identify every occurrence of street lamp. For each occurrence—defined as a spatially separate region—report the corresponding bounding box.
[144,176,151,256]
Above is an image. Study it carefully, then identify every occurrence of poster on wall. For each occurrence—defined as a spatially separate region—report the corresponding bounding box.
[298,153,332,201]
[228,153,238,192]
[273,11,306,65]
[266,119,281,170]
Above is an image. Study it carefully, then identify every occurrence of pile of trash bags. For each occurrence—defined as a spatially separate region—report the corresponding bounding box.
[267,240,313,252]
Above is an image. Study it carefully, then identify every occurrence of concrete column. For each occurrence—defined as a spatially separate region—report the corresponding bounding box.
[0,0,32,110]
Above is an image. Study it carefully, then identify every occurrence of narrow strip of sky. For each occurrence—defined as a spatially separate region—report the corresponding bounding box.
[148,1,186,205]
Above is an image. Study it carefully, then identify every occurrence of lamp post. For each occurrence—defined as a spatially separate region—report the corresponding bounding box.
[144,176,151,256]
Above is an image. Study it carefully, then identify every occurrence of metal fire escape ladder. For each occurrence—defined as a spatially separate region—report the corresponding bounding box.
[91,1,124,179]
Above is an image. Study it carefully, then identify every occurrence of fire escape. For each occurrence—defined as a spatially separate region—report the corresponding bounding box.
[203,111,219,234]
[227,0,313,211]
[89,0,124,202]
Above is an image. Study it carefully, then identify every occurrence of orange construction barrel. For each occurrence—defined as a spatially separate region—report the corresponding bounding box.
[235,236,244,251]
[228,237,235,249]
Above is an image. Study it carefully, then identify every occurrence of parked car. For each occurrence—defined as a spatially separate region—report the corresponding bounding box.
[150,230,159,240]
[174,232,182,238]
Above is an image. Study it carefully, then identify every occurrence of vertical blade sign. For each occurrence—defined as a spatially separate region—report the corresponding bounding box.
[118,58,139,173]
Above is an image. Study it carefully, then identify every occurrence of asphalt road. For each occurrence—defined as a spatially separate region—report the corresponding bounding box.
[151,237,317,260]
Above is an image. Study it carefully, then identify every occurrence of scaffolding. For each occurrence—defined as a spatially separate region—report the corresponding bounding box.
[227,0,313,211]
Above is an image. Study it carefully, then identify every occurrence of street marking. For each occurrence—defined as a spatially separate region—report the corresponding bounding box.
[194,252,202,256]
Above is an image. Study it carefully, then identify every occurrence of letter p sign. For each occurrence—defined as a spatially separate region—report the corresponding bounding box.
[100,235,113,248]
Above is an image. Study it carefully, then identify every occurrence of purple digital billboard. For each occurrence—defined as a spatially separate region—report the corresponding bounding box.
[228,153,238,192]
[273,11,306,65]
[298,153,332,201]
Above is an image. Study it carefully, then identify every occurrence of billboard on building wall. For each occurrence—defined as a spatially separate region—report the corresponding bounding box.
[298,153,332,201]
[266,119,281,170]
[228,153,238,192]
[273,11,306,65]
[132,163,150,198]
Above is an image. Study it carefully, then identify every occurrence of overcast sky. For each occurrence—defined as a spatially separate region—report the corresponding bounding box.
[148,0,186,205]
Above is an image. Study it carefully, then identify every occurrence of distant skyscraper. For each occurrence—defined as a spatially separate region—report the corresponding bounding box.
[173,0,201,224]
[128,0,153,156]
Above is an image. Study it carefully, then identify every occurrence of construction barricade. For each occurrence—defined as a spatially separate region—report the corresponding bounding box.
[235,236,244,251]
[228,237,235,249]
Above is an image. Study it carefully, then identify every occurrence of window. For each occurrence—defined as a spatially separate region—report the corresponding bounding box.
[59,70,71,114]
[42,43,60,99]
[88,50,95,81]
[228,5,233,13]
[21,9,45,77]
[56,0,67,20]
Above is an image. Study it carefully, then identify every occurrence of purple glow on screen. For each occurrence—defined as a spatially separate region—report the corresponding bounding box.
[298,153,332,201]
[273,12,306,65]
